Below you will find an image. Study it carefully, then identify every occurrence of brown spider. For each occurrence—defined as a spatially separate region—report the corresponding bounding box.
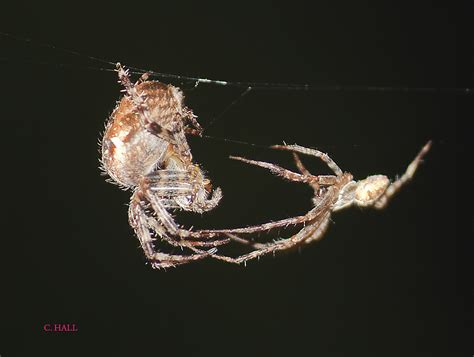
[194,141,432,265]
[100,64,226,269]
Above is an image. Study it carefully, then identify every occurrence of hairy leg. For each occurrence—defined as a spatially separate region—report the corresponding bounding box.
[375,141,432,209]
[131,187,227,245]
[143,169,222,213]
[272,144,343,176]
[129,197,215,269]
[187,161,341,239]
[229,155,317,184]
[208,211,332,265]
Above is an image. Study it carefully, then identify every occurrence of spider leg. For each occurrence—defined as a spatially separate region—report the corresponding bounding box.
[208,211,332,265]
[116,63,153,128]
[144,190,186,237]
[184,127,203,136]
[229,155,317,184]
[144,188,227,246]
[137,189,229,248]
[271,144,343,176]
[189,175,342,239]
[143,169,193,192]
[225,233,267,249]
[169,129,194,162]
[193,149,350,263]
[193,205,323,237]
[303,212,332,244]
[136,71,151,85]
[140,172,226,242]
[129,196,216,269]
[292,152,324,200]
[292,153,312,176]
[182,107,203,136]
[144,209,230,248]
[230,155,339,187]
[374,140,432,209]
[143,168,222,213]
[192,184,337,247]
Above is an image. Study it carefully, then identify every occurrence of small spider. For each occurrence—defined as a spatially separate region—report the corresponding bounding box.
[100,64,225,269]
[194,141,432,264]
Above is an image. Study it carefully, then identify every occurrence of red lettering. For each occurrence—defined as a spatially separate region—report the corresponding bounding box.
[44,323,78,332]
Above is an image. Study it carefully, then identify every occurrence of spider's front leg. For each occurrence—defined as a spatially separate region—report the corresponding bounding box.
[373,140,432,209]
[330,141,432,211]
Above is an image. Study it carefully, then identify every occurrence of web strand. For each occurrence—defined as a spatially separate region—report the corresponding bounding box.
[207,87,252,129]
[1,31,472,95]
[200,135,268,149]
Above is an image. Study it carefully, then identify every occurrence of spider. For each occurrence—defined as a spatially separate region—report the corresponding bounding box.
[100,64,226,269]
[193,141,432,265]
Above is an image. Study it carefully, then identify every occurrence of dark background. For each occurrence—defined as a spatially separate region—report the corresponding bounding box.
[0,1,471,356]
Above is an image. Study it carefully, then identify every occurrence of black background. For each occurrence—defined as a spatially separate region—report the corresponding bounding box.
[0,1,472,356]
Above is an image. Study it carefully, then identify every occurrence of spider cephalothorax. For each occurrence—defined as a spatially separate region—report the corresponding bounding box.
[100,64,225,269]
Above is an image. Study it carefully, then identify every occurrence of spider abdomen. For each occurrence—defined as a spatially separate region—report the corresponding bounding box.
[101,82,184,187]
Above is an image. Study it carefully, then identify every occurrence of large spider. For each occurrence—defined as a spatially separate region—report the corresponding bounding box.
[100,64,226,269]
[194,141,432,265]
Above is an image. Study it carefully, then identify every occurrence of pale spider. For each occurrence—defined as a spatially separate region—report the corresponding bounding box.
[100,64,227,269]
[194,141,432,265]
